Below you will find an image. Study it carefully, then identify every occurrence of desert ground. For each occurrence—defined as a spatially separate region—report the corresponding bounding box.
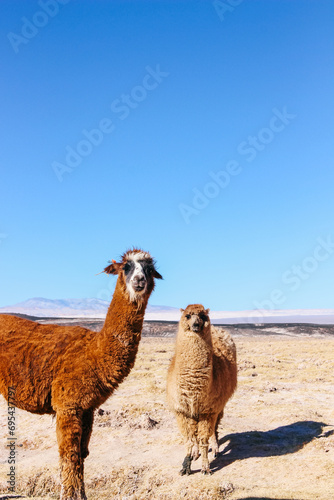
[0,324,333,500]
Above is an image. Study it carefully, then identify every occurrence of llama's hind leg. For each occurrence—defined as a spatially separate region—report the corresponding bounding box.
[198,414,216,475]
[81,409,94,460]
[56,409,86,500]
[210,411,223,458]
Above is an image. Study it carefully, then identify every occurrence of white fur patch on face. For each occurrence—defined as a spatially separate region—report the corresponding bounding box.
[126,283,142,303]
[126,251,151,262]
[131,261,145,281]
[125,253,148,302]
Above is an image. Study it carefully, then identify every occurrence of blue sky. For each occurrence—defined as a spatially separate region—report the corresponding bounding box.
[0,0,333,311]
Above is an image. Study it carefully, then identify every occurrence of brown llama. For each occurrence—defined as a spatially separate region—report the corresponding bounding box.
[167,304,237,475]
[0,249,162,500]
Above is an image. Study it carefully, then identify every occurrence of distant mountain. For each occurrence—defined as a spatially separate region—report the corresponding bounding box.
[146,307,334,324]
[208,309,334,325]
[0,298,334,324]
[0,297,108,318]
[0,297,179,320]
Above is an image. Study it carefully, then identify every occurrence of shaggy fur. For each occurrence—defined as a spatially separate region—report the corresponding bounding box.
[166,304,237,475]
[0,249,162,500]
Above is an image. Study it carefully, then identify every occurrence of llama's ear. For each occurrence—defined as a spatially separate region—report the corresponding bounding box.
[153,270,163,280]
[180,308,184,313]
[103,261,122,275]
[205,308,210,315]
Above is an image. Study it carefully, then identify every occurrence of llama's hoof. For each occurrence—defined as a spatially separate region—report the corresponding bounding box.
[180,455,192,475]
[201,467,212,475]
[211,446,219,457]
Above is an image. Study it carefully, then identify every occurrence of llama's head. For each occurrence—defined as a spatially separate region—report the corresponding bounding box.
[103,249,163,302]
[180,304,210,334]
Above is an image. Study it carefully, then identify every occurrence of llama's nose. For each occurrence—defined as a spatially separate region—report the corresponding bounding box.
[191,321,200,331]
[132,275,146,290]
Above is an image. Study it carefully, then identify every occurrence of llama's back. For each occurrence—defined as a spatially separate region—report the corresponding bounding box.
[210,326,237,407]
[211,326,236,363]
[0,314,93,413]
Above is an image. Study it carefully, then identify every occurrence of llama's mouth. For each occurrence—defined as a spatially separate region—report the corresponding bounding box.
[133,284,146,292]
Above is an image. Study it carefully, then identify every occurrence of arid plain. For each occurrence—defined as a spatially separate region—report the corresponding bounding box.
[0,322,333,500]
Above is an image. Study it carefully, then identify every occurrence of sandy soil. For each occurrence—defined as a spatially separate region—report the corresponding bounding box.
[1,334,333,500]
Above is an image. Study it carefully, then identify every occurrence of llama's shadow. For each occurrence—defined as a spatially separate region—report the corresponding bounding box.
[0,496,25,499]
[207,420,331,473]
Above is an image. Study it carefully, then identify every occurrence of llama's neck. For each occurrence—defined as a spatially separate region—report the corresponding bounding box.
[176,328,213,373]
[97,279,148,388]
[102,282,147,339]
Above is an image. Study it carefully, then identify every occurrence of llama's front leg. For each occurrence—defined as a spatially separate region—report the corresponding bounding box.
[56,409,86,500]
[198,415,216,475]
[176,413,198,475]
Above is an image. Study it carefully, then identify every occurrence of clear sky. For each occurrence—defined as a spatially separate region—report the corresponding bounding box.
[1,0,333,312]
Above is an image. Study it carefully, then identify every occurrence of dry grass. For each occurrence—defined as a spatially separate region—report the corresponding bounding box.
[1,335,334,499]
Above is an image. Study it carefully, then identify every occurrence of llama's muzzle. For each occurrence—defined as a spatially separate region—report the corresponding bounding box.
[191,322,202,332]
[131,276,146,292]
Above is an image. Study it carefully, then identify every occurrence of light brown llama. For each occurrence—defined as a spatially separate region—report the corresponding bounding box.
[167,304,237,475]
[0,249,162,500]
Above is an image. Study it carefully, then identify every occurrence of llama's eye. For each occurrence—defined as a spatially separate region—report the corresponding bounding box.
[185,314,191,320]
[123,263,131,274]
[141,261,155,276]
[200,314,207,321]
[145,264,154,274]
